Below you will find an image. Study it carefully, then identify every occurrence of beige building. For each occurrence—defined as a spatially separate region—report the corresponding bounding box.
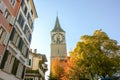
[0,0,38,80]
[25,49,48,80]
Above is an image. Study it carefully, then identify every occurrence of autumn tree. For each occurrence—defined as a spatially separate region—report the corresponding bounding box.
[68,30,120,79]
[50,58,66,80]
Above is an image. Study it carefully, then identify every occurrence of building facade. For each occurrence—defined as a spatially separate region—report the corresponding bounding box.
[0,0,21,65]
[50,16,67,72]
[25,49,48,80]
[0,0,38,80]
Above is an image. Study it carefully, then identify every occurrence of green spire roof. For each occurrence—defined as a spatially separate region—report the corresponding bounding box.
[51,16,65,32]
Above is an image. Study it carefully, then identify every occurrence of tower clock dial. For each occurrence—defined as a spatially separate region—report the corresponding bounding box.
[52,33,65,44]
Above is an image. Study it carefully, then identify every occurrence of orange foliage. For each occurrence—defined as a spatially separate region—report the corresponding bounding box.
[51,57,71,80]
[51,58,66,80]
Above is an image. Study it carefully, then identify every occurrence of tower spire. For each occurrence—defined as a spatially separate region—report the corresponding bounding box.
[51,16,65,32]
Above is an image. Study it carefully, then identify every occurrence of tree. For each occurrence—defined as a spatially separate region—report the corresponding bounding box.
[50,58,65,80]
[69,30,120,79]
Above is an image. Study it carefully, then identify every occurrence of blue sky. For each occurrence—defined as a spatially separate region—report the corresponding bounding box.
[31,0,120,78]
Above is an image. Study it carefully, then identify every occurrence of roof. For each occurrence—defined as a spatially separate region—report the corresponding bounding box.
[51,16,65,32]
[30,0,38,18]
[29,49,47,62]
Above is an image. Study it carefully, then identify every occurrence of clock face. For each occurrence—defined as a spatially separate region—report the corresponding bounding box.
[52,33,65,44]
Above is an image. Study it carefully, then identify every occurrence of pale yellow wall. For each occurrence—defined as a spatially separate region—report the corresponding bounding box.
[29,53,41,70]
[32,57,40,70]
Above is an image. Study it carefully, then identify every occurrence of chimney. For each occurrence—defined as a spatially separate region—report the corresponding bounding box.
[34,49,37,54]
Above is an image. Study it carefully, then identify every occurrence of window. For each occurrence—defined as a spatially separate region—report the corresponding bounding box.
[21,45,28,57]
[11,58,19,75]
[22,44,26,56]
[27,13,30,20]
[29,59,31,66]
[30,22,34,30]
[24,6,27,15]
[24,24,28,34]
[21,66,25,79]
[9,55,14,66]
[3,54,15,73]
[0,50,9,69]
[26,30,30,40]
[21,0,24,7]
[29,19,32,27]
[10,28,15,40]
[4,9,9,18]
[28,33,32,42]
[10,0,16,6]
[25,48,29,58]
[27,13,32,26]
[0,26,6,45]
[24,26,32,43]
[10,28,20,47]
[31,10,33,15]
[13,32,18,43]
[16,36,20,47]
[13,32,20,46]
[16,63,23,78]
[18,38,24,51]
[4,9,11,21]
[0,26,3,37]
[18,14,24,28]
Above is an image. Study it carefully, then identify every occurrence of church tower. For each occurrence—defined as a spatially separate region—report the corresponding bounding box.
[50,16,67,61]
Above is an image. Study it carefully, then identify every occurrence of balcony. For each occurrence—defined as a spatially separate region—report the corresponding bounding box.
[38,68,45,78]
[42,64,48,71]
